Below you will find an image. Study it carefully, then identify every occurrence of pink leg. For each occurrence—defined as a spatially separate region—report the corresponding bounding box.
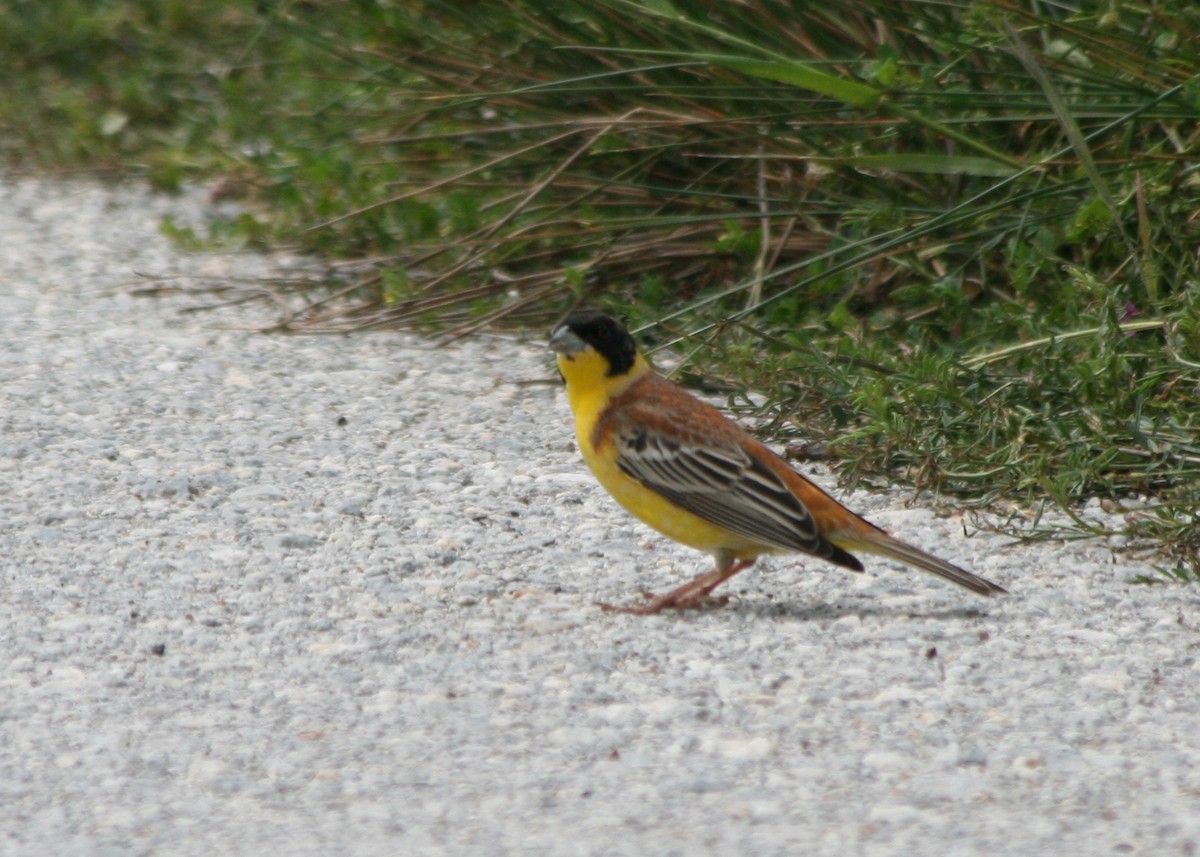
[600,557,757,615]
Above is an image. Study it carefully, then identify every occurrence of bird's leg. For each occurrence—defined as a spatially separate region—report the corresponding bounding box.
[599,554,756,615]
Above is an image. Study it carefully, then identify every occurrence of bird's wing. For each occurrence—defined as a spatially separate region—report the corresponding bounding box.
[614,424,827,555]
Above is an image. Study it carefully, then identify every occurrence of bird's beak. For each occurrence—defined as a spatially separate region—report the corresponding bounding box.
[548,325,586,356]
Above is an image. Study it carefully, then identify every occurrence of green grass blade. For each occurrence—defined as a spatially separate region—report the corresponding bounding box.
[837,154,1018,177]
[714,57,881,108]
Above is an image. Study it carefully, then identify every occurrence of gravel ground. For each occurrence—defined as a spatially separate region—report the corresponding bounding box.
[2,178,1198,857]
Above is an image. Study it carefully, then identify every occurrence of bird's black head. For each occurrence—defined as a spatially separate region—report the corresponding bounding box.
[550,311,638,377]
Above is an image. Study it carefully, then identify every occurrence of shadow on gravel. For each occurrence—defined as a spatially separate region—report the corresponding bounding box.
[723,599,995,622]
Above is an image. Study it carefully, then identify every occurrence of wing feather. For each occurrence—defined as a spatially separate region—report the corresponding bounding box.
[615,426,825,554]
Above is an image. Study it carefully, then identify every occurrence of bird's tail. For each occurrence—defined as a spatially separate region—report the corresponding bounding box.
[835,530,1007,597]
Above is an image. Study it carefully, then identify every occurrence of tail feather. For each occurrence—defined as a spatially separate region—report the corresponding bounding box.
[837,532,1006,597]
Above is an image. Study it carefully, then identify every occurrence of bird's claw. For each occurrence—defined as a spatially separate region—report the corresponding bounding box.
[596,590,731,615]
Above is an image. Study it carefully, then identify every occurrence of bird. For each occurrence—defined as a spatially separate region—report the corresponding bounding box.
[548,310,1006,614]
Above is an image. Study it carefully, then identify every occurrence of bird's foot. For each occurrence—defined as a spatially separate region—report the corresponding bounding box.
[596,559,755,615]
[596,588,730,615]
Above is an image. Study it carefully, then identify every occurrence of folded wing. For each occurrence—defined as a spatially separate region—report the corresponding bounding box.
[616,425,861,569]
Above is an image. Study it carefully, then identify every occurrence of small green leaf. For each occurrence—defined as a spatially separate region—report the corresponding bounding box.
[871,55,899,88]
[826,301,856,331]
[1067,196,1114,242]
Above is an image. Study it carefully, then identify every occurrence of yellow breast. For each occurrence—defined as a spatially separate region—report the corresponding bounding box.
[558,352,768,559]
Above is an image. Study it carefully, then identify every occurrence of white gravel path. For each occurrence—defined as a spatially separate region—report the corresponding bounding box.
[2,178,1198,857]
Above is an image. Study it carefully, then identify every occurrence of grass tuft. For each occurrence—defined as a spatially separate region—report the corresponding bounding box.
[3,0,1198,574]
